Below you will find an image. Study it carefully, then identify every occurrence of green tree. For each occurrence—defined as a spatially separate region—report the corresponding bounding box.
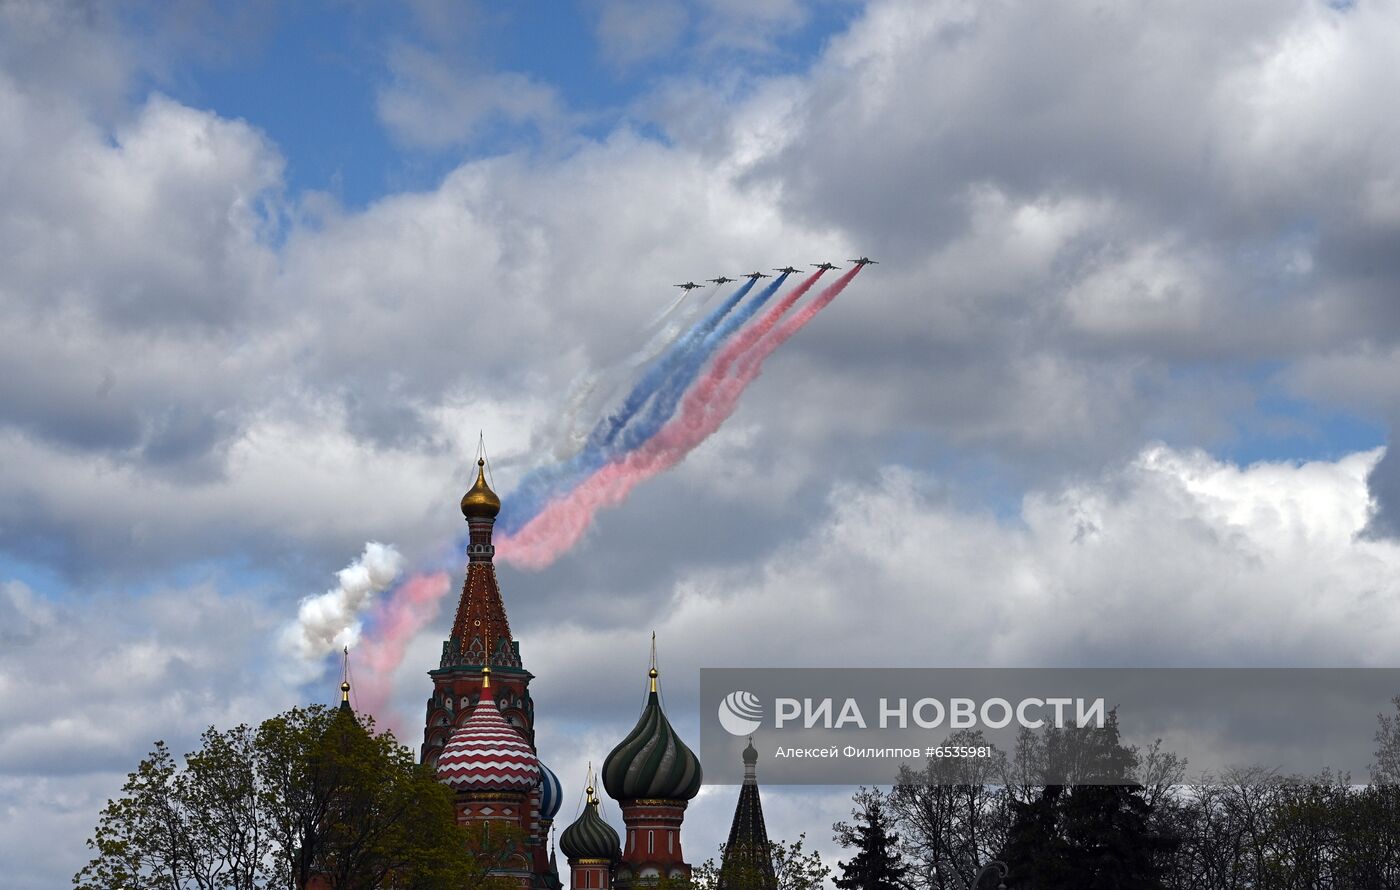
[75,732,267,890]
[1001,713,1173,890]
[834,790,910,890]
[76,704,516,890]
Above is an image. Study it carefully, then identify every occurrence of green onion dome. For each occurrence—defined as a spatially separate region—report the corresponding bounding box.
[559,787,621,863]
[601,668,703,801]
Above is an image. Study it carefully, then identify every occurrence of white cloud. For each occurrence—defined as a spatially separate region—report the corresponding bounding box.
[503,445,1396,711]
[376,43,565,150]
[594,0,689,69]
[5,1,1400,882]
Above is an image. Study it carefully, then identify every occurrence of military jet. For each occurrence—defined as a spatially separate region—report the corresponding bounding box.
[812,262,839,270]
[849,257,879,266]
[708,276,735,284]
[674,282,704,291]
[773,266,801,274]
[742,271,771,280]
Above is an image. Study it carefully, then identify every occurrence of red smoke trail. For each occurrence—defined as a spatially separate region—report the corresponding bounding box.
[709,268,826,377]
[351,267,858,711]
[498,266,861,568]
[354,570,450,734]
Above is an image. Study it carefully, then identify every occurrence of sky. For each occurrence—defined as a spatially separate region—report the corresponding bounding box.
[3,0,1400,886]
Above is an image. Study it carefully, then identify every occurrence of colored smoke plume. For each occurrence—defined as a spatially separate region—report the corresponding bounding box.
[613,272,793,456]
[497,266,861,568]
[543,284,715,462]
[353,570,452,732]
[280,542,405,668]
[345,267,861,715]
[499,278,756,534]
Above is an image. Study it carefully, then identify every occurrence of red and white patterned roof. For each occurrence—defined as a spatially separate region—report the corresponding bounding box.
[436,687,540,792]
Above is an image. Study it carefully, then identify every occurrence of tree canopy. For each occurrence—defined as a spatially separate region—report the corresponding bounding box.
[75,705,519,890]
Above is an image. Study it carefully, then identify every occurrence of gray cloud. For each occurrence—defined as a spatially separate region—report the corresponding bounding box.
[5,2,1400,881]
[592,0,689,69]
[9,0,1397,581]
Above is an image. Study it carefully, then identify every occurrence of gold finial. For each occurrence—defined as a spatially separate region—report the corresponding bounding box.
[586,761,597,804]
[648,631,659,692]
[482,663,492,689]
[340,646,351,705]
[461,455,502,519]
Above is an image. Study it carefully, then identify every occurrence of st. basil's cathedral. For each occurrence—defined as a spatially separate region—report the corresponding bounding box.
[405,459,774,890]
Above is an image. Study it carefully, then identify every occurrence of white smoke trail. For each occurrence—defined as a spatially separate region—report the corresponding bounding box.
[545,285,719,461]
[280,542,405,668]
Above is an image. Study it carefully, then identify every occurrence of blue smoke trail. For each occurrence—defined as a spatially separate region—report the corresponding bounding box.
[590,278,758,451]
[498,278,759,533]
[613,272,792,454]
[543,283,718,463]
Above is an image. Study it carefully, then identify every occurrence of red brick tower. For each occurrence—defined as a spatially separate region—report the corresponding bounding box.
[421,459,563,890]
[601,644,704,887]
[421,458,535,766]
[435,664,541,888]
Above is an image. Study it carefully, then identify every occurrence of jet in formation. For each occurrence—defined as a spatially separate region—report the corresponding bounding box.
[674,281,703,291]
[849,257,879,266]
[773,266,801,274]
[743,271,771,280]
[812,262,839,270]
[709,276,735,284]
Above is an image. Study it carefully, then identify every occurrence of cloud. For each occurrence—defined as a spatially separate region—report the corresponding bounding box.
[593,0,689,69]
[364,443,1400,880]
[8,0,1399,587]
[0,578,313,886]
[376,43,565,150]
[365,443,1399,789]
[0,580,52,645]
[5,1,1400,882]
[500,446,1396,728]
[0,582,302,779]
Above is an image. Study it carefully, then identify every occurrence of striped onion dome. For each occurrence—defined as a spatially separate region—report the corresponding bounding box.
[435,674,539,792]
[559,789,621,863]
[602,668,703,801]
[538,758,563,821]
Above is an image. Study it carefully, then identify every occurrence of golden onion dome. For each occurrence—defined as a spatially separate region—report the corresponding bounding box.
[461,458,501,519]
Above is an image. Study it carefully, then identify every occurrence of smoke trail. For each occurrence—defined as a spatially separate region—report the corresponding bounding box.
[543,285,717,461]
[708,269,825,377]
[353,570,452,733]
[498,266,862,568]
[279,542,405,674]
[498,278,757,533]
[341,269,861,715]
[611,272,793,455]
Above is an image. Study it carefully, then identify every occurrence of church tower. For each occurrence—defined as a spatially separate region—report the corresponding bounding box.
[422,458,535,766]
[421,457,564,889]
[560,769,622,890]
[602,647,703,887]
[717,740,776,890]
[435,663,541,887]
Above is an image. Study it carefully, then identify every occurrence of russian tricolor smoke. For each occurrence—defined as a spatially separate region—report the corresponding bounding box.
[498,277,758,535]
[329,263,864,727]
[497,266,860,567]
